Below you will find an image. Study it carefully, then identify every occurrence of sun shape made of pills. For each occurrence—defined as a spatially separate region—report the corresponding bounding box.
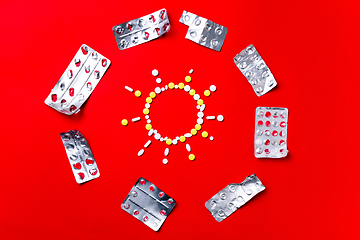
[122,69,224,164]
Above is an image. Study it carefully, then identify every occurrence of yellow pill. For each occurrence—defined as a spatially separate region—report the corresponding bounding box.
[202,131,209,138]
[169,82,175,89]
[135,90,141,97]
[146,97,152,103]
[204,90,211,97]
[189,154,195,161]
[189,89,196,96]
[149,92,156,98]
[145,124,152,130]
[179,136,186,142]
[178,83,185,89]
[195,124,201,130]
[191,129,197,135]
[185,76,192,83]
[143,108,149,115]
[121,119,128,126]
[166,139,172,145]
[197,99,204,105]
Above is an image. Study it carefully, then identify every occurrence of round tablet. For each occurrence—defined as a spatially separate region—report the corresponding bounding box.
[143,108,149,115]
[161,87,165,91]
[202,131,209,138]
[155,133,161,140]
[154,87,161,94]
[179,136,186,142]
[184,85,190,92]
[178,83,185,89]
[172,139,178,145]
[163,158,168,164]
[217,115,224,122]
[195,124,201,130]
[175,85,178,89]
[145,103,150,109]
[149,92,156,98]
[145,115,149,119]
[189,154,195,161]
[197,112,204,118]
[193,94,200,100]
[197,99,204,105]
[145,124,152,130]
[156,78,162,83]
[135,90,141,97]
[166,139,172,145]
[147,119,151,123]
[210,85,217,92]
[204,90,211,96]
[146,97,153,103]
[191,129,197,135]
[169,82,175,89]
[189,89,196,96]
[185,76,192,83]
[121,119,128,126]
[152,69,159,76]
[197,118,204,124]
[210,136,214,141]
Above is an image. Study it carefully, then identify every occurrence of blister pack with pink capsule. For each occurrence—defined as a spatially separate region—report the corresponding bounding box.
[45,44,111,115]
[255,107,288,158]
[121,178,176,231]
[60,130,100,184]
[113,8,170,50]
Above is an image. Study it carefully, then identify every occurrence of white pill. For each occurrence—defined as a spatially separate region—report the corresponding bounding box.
[155,133,161,140]
[196,105,200,109]
[148,129,154,136]
[210,136,214,141]
[200,104,205,112]
[125,86,133,92]
[175,85,178,89]
[184,85,190,92]
[186,144,191,152]
[145,115,149,119]
[138,149,144,156]
[156,78,162,84]
[152,69,159,76]
[189,69,193,74]
[132,117,141,122]
[147,119,151,123]
[145,103,150,109]
[197,118,204,124]
[165,85,168,90]
[163,158,168,164]
[176,136,180,140]
[173,139,178,145]
[210,85,217,92]
[164,137,168,140]
[161,87,165,91]
[184,133,192,138]
[217,115,224,122]
[193,94,200,100]
[144,140,151,148]
[206,116,216,120]
[154,130,158,133]
[197,112,204,118]
[164,148,169,156]
[155,87,161,94]
[160,137,164,142]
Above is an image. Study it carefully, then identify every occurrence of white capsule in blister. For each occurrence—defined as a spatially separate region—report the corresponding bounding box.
[145,103,151,109]
[148,129,154,136]
[152,69,159,77]
[145,115,149,119]
[164,148,169,156]
[161,87,165,91]
[184,133,192,138]
[155,133,161,140]
[147,119,151,123]
[144,140,151,148]
[210,85,217,92]
[217,115,224,122]
[184,85,190,92]
[186,144,191,152]
[200,104,205,112]
[138,149,145,156]
[193,94,200,100]
[125,86,133,92]
[173,139,178,145]
[197,118,204,124]
[197,112,204,118]
[163,158,168,164]
[155,87,161,94]
[156,78,162,84]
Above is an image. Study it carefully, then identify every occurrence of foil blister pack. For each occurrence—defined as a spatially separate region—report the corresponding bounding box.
[45,44,111,115]
[255,107,289,158]
[179,10,228,51]
[121,178,176,231]
[113,8,170,50]
[233,44,277,96]
[205,174,265,222]
[60,130,100,184]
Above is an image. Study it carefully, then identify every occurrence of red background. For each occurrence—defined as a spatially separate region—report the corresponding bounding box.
[0,0,359,239]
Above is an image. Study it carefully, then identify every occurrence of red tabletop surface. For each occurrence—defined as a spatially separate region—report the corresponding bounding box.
[0,0,359,239]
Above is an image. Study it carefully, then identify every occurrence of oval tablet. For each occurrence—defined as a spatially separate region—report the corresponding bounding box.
[138,149,145,156]
[186,144,191,152]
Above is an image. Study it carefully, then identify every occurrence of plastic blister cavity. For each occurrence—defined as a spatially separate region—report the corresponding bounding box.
[233,44,277,96]
[121,178,176,231]
[60,130,100,184]
[254,107,289,158]
[205,174,265,222]
[179,10,228,52]
[45,44,111,115]
[113,8,170,50]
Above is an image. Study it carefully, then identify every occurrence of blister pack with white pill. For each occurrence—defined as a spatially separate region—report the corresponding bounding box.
[121,178,176,231]
[60,130,100,184]
[179,10,228,51]
[45,44,111,115]
[113,8,170,50]
[205,174,265,222]
[255,107,288,158]
[233,44,277,96]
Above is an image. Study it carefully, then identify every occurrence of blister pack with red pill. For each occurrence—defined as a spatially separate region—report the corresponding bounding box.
[233,45,277,96]
[255,107,289,158]
[44,44,111,115]
[121,178,176,231]
[112,8,170,50]
[205,174,265,222]
[60,130,100,184]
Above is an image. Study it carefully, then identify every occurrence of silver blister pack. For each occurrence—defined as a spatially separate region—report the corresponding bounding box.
[205,174,265,222]
[60,130,100,184]
[45,44,111,115]
[121,178,176,231]
[255,107,289,158]
[233,44,277,96]
[112,8,170,50]
[179,10,228,51]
